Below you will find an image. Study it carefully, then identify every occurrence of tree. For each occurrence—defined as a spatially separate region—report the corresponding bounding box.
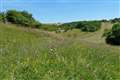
[76,21,101,32]
[0,12,4,22]
[6,10,41,28]
[0,12,6,23]
[110,18,120,23]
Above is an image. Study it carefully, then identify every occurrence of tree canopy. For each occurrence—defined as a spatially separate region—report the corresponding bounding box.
[0,10,41,28]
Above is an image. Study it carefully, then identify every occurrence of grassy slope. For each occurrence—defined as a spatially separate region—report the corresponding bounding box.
[0,23,119,80]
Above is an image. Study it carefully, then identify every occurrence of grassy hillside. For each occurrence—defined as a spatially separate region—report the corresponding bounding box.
[0,23,119,80]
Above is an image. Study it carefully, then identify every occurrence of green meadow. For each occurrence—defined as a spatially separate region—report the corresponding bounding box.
[0,23,119,80]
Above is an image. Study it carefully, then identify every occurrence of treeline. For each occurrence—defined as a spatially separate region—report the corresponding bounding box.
[0,10,120,45]
[1,10,120,32]
[47,21,102,32]
[110,18,120,23]
[40,21,101,32]
[0,10,41,28]
[75,21,101,32]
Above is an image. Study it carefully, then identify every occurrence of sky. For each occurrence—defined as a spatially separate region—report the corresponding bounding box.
[0,0,120,23]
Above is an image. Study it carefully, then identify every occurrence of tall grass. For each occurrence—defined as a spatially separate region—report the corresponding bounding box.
[0,23,119,80]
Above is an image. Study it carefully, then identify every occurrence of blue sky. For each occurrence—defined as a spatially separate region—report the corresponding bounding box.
[0,0,120,23]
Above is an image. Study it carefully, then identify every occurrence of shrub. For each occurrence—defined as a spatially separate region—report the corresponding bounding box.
[59,24,73,32]
[40,24,59,31]
[0,13,3,22]
[0,12,6,23]
[76,21,101,32]
[103,29,112,37]
[104,23,120,45]
[6,10,41,28]
[101,19,108,22]
[110,18,120,23]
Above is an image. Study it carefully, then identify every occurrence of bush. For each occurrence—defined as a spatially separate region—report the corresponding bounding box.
[104,23,120,45]
[76,21,101,32]
[0,12,6,23]
[101,19,108,22]
[6,10,41,28]
[40,24,59,31]
[0,13,3,22]
[110,18,120,23]
[33,21,41,28]
[59,24,73,32]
